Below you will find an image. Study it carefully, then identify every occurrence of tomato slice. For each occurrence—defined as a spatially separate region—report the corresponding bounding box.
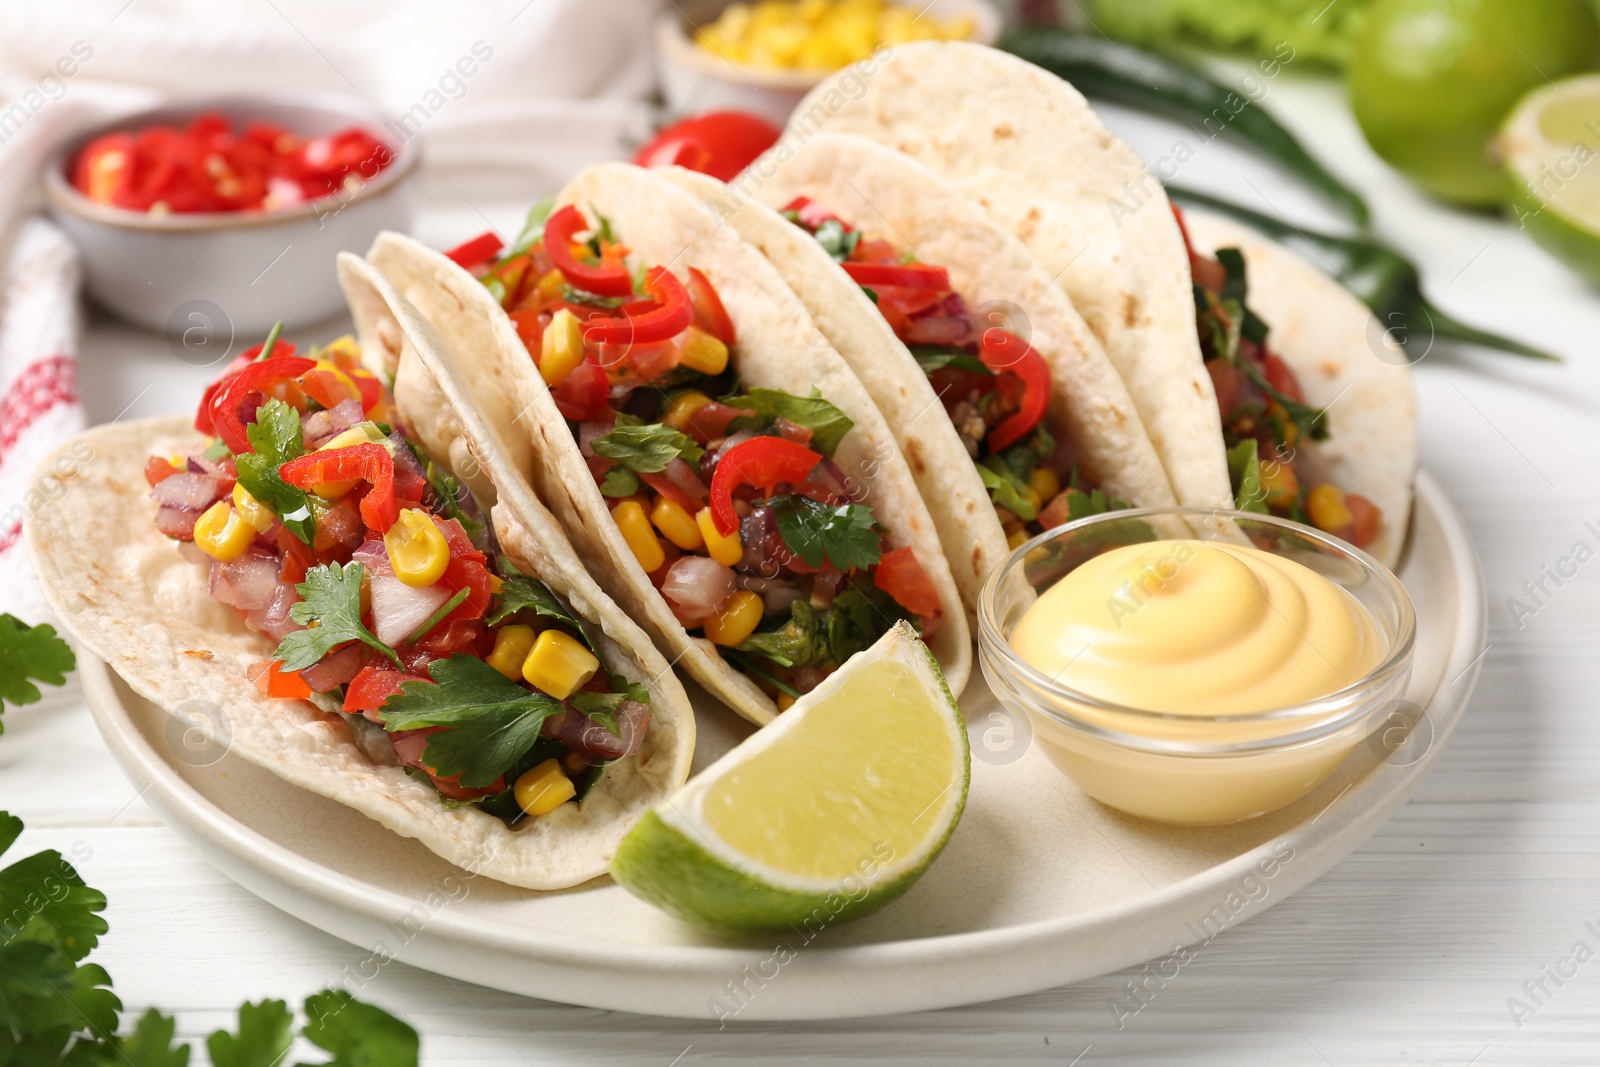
[443,230,504,271]
[977,329,1050,452]
[708,437,822,535]
[842,262,951,291]
[685,266,736,346]
[544,205,634,297]
[873,546,941,618]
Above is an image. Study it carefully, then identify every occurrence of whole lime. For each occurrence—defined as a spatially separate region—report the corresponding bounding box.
[1349,0,1600,206]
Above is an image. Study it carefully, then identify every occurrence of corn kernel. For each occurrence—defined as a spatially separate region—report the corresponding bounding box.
[535,268,566,302]
[522,629,599,700]
[613,500,666,572]
[193,501,254,561]
[651,497,704,551]
[514,759,576,816]
[540,308,585,387]
[384,508,450,587]
[662,390,713,433]
[166,453,186,469]
[1307,484,1353,533]
[703,589,764,647]
[232,482,275,533]
[486,624,537,680]
[696,507,744,567]
[1259,461,1300,511]
[678,325,729,375]
[1007,528,1028,551]
[321,334,362,368]
[1030,467,1060,504]
[776,690,797,711]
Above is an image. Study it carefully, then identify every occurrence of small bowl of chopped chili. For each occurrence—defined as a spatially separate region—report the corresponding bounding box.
[44,92,418,336]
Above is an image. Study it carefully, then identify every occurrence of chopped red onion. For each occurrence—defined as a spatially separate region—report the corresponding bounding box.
[151,472,224,511]
[661,556,736,620]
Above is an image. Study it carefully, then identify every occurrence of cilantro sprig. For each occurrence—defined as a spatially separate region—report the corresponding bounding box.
[724,389,855,456]
[484,563,597,651]
[0,614,75,720]
[274,562,401,672]
[233,398,315,545]
[589,423,704,474]
[569,677,649,739]
[774,497,882,572]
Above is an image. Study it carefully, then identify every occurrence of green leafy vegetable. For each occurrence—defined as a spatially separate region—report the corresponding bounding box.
[379,656,565,787]
[301,989,419,1067]
[977,462,1037,523]
[590,423,704,474]
[405,440,483,539]
[202,439,233,462]
[909,345,992,376]
[508,196,556,256]
[109,1009,190,1066]
[736,600,819,669]
[826,586,912,665]
[812,219,860,262]
[484,565,595,650]
[561,285,627,309]
[723,388,854,456]
[207,999,294,1067]
[570,677,650,738]
[774,497,882,572]
[718,649,802,699]
[234,398,315,545]
[1227,440,1269,514]
[1073,0,1369,67]
[0,614,75,716]
[599,467,641,497]
[275,563,401,672]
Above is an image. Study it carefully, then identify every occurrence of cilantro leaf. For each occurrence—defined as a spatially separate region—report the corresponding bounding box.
[774,497,882,572]
[976,462,1037,523]
[909,345,991,376]
[599,467,641,497]
[825,586,912,664]
[234,399,314,545]
[0,614,75,715]
[379,656,565,787]
[109,1009,190,1067]
[300,990,418,1067]
[736,599,819,669]
[275,563,401,672]
[589,424,703,474]
[484,566,594,650]
[569,677,649,739]
[405,439,483,539]
[812,219,860,262]
[561,285,627,309]
[723,389,854,456]
[1227,440,1270,515]
[207,999,293,1067]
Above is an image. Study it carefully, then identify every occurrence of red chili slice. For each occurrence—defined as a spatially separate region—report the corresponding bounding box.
[874,546,942,618]
[278,442,397,532]
[977,329,1050,452]
[581,266,693,346]
[708,437,822,536]
[685,266,736,346]
[208,356,317,454]
[443,230,504,271]
[842,262,952,291]
[543,205,634,297]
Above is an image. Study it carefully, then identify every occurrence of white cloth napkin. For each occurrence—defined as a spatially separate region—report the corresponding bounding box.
[0,0,665,624]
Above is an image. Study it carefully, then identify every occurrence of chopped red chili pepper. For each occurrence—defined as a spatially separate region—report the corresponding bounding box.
[543,205,634,297]
[842,261,952,291]
[208,356,317,454]
[443,230,504,271]
[977,330,1050,452]
[581,267,693,346]
[873,546,942,618]
[709,437,822,536]
[278,442,397,532]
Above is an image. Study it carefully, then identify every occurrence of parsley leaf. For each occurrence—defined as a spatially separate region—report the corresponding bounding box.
[110,1009,190,1066]
[379,656,565,787]
[275,563,401,672]
[774,496,882,572]
[0,813,108,965]
[0,614,75,716]
[977,462,1037,523]
[301,989,419,1067]
[234,399,314,545]
[826,585,912,664]
[736,599,819,669]
[723,389,854,456]
[600,467,641,497]
[569,677,649,738]
[589,423,704,474]
[909,345,991,376]
[1227,440,1270,515]
[207,1000,294,1067]
[812,219,860,262]
[484,565,594,651]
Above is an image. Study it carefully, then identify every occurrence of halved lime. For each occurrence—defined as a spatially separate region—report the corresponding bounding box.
[1501,74,1600,285]
[610,621,969,931]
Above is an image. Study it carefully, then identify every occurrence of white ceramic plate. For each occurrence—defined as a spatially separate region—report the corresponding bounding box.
[80,472,1483,1021]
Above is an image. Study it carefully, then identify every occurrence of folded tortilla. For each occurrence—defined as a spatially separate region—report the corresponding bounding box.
[794,41,1415,568]
[366,162,971,726]
[662,134,1177,615]
[24,258,695,890]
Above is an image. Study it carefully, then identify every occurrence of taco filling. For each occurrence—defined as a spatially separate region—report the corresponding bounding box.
[148,329,649,820]
[449,202,945,705]
[1173,206,1382,552]
[777,196,1127,550]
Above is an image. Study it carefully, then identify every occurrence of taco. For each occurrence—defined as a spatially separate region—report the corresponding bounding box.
[658,133,1177,616]
[794,41,1415,568]
[25,256,694,890]
[367,162,970,726]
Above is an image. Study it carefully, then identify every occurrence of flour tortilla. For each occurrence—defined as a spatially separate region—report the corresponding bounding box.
[366,162,970,726]
[790,40,1232,512]
[658,135,1177,615]
[24,263,696,891]
[1180,212,1416,567]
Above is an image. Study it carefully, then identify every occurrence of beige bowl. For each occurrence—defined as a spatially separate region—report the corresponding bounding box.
[655,0,1003,124]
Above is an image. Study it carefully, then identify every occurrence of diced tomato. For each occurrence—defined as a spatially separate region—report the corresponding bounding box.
[873,546,942,618]
[683,401,754,445]
[299,367,355,410]
[247,659,311,699]
[389,727,504,800]
[1346,493,1381,549]
[509,307,547,352]
[551,358,612,422]
[343,664,411,715]
[685,266,736,346]
[1207,359,1241,418]
[412,618,487,656]
[640,469,699,511]
[144,455,181,488]
[1261,352,1305,404]
[434,516,494,626]
[625,335,685,381]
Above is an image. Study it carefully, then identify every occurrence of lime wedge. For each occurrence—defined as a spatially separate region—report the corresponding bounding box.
[1501,74,1600,284]
[610,621,969,931]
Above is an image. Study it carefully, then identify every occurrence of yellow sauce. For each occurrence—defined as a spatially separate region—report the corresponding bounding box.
[1006,540,1390,825]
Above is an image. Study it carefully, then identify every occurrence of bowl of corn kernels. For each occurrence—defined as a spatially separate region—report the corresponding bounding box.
[655,0,1001,124]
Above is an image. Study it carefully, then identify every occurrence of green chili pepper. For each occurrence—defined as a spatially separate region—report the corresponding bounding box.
[1169,185,1561,363]
[1001,27,1369,227]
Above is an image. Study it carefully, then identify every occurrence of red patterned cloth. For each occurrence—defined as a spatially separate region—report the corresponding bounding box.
[0,218,84,623]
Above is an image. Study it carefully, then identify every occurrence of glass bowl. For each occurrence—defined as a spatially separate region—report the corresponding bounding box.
[977,507,1416,825]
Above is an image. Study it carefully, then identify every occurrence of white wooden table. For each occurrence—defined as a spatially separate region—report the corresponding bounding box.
[7,75,1600,1064]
